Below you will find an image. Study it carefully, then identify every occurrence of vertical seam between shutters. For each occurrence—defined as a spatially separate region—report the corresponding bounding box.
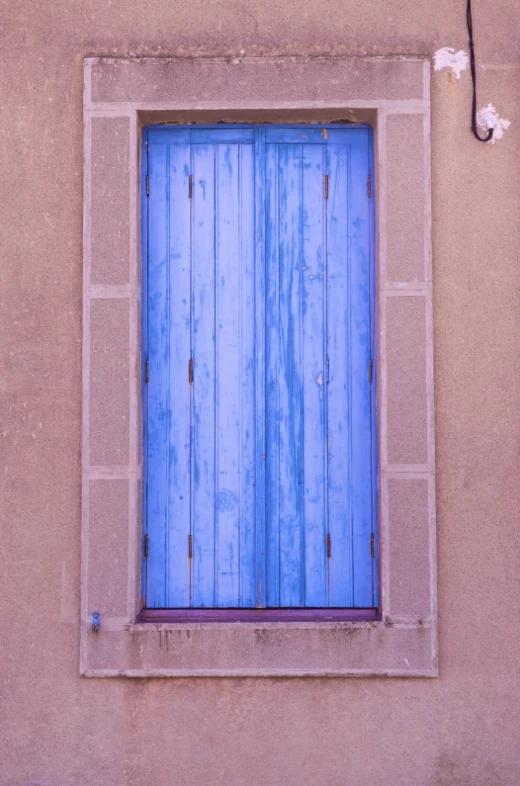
[189,133,194,607]
[165,144,171,608]
[299,143,305,607]
[238,143,242,607]
[214,145,219,608]
[347,142,354,607]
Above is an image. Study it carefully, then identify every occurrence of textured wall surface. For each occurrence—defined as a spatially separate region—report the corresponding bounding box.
[1,1,520,785]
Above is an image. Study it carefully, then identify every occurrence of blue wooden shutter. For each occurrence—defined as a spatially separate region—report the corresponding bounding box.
[143,125,376,609]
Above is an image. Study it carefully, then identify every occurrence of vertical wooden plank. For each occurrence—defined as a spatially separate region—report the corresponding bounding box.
[301,143,328,607]
[240,139,259,608]
[265,142,281,607]
[276,144,304,607]
[327,130,374,607]
[368,129,378,609]
[141,131,149,606]
[145,142,169,607]
[326,138,353,607]
[214,141,257,607]
[347,130,374,607]
[191,142,217,606]
[166,140,192,607]
[214,143,242,606]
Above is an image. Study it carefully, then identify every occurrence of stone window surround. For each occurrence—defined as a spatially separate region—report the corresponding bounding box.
[82,56,437,677]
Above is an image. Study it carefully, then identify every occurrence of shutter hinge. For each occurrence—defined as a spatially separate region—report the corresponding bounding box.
[189,174,193,199]
[188,534,193,559]
[144,533,149,560]
[189,356,193,384]
[146,175,150,197]
[326,358,330,384]
[368,358,373,384]
[324,174,329,199]
[370,533,375,558]
[145,358,150,384]
[367,173,372,199]
[326,533,332,558]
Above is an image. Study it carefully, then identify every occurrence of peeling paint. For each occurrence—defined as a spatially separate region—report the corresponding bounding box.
[477,103,511,143]
[317,371,323,399]
[433,47,469,79]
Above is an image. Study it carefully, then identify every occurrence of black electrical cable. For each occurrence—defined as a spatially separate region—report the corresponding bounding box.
[467,0,493,142]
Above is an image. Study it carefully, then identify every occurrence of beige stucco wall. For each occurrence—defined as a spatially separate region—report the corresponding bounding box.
[1,2,519,784]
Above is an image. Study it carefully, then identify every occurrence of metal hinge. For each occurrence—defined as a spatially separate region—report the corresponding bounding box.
[367,173,372,199]
[146,175,150,197]
[188,534,193,559]
[370,533,375,558]
[145,358,150,384]
[189,175,193,199]
[326,533,331,558]
[144,533,149,560]
[326,358,330,384]
[324,174,329,199]
[189,356,193,384]
[368,358,373,383]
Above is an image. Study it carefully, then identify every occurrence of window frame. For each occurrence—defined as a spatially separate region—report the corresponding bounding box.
[82,56,437,677]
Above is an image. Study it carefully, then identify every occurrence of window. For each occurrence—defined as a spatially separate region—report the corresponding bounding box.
[83,55,436,675]
[142,124,377,615]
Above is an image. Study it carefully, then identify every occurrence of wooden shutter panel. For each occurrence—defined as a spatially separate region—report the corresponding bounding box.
[325,131,374,608]
[145,128,258,608]
[144,126,376,610]
[264,128,375,608]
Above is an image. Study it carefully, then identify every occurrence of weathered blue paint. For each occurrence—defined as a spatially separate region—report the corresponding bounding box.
[143,125,377,609]
[253,127,267,608]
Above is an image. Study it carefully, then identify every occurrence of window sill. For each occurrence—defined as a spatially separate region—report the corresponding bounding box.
[136,608,381,624]
[82,614,436,678]
[137,608,381,623]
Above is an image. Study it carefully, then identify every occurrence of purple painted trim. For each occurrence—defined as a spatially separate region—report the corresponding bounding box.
[138,608,380,623]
